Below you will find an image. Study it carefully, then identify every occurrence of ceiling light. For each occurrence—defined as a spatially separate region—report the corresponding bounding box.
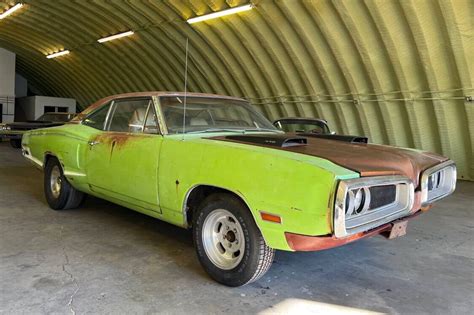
[0,3,24,20]
[187,4,253,24]
[97,30,134,43]
[46,50,70,59]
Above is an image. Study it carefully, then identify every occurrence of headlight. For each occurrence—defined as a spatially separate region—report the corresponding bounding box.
[334,176,414,238]
[421,160,456,206]
[345,187,370,216]
[1,124,10,130]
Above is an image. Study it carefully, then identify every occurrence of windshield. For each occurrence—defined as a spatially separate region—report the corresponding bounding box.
[38,113,73,122]
[274,119,330,134]
[160,96,278,134]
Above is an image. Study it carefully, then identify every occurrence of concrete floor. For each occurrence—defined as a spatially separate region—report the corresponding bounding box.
[0,141,473,315]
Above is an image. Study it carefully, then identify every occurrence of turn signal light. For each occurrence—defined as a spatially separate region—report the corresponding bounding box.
[260,212,282,224]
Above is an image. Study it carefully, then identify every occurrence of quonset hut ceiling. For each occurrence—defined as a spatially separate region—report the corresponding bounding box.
[0,0,472,180]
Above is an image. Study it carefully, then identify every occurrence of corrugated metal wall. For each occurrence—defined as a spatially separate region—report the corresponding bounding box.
[0,0,472,180]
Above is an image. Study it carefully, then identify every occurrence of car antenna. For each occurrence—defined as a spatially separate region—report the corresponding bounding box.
[181,38,189,141]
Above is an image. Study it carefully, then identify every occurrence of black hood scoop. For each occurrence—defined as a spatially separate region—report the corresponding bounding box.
[300,133,368,143]
[225,134,307,148]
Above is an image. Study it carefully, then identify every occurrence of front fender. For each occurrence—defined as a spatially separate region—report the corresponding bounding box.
[159,136,358,250]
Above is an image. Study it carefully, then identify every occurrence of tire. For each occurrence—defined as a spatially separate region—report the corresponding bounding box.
[10,139,21,149]
[193,193,275,287]
[44,157,85,210]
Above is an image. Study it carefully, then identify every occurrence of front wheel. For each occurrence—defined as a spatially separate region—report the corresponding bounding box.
[44,157,85,210]
[193,193,275,287]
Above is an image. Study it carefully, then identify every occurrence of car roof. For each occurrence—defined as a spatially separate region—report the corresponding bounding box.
[79,91,247,116]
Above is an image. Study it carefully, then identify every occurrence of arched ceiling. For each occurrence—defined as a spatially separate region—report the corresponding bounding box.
[0,0,472,180]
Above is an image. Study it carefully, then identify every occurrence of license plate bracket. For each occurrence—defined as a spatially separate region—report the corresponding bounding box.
[389,220,408,239]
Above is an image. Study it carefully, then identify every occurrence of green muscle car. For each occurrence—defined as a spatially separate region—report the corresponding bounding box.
[21,92,457,287]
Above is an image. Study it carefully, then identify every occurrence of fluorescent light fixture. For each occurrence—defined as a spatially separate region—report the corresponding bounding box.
[0,3,24,20]
[97,30,134,43]
[187,4,253,24]
[46,50,70,59]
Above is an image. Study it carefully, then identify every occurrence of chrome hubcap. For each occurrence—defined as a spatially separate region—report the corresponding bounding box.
[202,209,245,270]
[50,165,62,199]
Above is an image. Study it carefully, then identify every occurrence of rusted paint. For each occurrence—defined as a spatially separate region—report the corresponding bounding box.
[285,211,423,251]
[212,134,447,187]
[110,141,116,161]
[93,132,137,150]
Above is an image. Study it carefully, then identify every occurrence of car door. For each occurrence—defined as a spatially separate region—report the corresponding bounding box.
[85,97,162,213]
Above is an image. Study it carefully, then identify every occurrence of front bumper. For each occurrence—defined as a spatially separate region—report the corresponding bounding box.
[285,210,423,251]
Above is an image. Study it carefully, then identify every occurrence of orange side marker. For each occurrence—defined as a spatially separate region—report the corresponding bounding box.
[260,212,282,224]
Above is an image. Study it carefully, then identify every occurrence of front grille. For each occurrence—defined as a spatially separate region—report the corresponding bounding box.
[369,185,396,209]
[334,175,414,237]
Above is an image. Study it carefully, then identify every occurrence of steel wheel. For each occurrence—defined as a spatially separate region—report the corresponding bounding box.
[202,208,245,270]
[50,165,62,199]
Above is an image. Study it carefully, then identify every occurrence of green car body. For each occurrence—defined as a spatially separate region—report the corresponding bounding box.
[21,92,456,254]
[22,118,357,251]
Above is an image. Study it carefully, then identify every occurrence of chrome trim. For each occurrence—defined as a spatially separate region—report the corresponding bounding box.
[22,146,43,168]
[64,170,86,177]
[152,96,166,135]
[334,175,414,238]
[420,160,457,206]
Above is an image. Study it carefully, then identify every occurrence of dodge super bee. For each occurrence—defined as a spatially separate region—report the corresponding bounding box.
[21,92,457,286]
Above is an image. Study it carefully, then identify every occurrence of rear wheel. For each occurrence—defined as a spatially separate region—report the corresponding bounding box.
[10,139,21,148]
[44,157,85,210]
[193,193,275,287]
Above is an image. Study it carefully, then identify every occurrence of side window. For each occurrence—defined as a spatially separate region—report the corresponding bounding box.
[144,105,160,134]
[108,98,157,133]
[82,102,112,130]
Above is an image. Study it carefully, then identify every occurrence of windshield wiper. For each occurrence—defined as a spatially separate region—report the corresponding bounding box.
[185,128,246,134]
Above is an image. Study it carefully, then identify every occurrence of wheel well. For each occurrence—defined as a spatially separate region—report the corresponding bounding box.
[43,153,58,169]
[184,185,250,228]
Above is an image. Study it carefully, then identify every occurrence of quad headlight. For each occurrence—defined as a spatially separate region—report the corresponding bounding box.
[334,176,414,238]
[1,124,11,131]
[345,187,370,216]
[420,160,456,206]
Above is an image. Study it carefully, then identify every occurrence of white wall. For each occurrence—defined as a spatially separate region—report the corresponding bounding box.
[0,48,15,96]
[16,96,76,120]
[0,48,16,123]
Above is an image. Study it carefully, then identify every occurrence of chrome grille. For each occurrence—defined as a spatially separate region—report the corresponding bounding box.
[334,176,414,238]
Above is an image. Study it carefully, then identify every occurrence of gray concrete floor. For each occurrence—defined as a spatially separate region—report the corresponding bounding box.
[0,141,473,315]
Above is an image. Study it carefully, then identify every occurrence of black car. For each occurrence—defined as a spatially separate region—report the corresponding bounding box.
[1,112,75,148]
[273,117,332,134]
[273,117,368,143]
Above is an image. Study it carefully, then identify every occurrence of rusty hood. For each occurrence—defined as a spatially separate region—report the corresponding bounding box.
[211,133,448,187]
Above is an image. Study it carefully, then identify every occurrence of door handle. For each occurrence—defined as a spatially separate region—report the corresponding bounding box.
[88,140,100,147]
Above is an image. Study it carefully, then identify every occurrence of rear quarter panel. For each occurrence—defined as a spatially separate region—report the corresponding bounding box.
[22,124,97,190]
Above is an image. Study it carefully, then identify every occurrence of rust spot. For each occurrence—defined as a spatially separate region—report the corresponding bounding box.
[110,141,116,161]
[94,132,141,150]
[286,211,423,251]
